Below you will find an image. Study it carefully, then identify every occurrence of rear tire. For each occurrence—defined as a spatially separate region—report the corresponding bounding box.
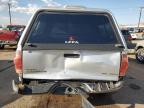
[136,48,144,63]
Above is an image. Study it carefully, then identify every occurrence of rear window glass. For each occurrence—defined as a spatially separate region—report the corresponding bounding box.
[27,12,118,44]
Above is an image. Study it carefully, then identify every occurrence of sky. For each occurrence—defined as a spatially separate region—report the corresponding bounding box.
[0,0,144,26]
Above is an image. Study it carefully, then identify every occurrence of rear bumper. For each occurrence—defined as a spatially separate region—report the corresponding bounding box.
[0,40,17,45]
[12,79,123,94]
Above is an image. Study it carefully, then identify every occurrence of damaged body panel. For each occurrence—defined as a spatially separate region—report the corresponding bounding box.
[23,50,120,81]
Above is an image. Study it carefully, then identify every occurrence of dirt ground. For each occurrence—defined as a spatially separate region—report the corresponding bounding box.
[3,94,144,108]
[0,46,15,60]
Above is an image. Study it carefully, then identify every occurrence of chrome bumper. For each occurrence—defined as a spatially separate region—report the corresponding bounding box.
[12,80,123,94]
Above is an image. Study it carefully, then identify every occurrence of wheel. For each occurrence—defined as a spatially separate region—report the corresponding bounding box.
[0,44,4,49]
[136,48,144,63]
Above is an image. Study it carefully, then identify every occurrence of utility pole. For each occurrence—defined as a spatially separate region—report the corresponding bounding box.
[8,2,12,25]
[138,7,144,30]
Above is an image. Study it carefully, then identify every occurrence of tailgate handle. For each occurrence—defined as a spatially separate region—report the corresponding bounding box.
[64,54,80,58]
[27,43,37,47]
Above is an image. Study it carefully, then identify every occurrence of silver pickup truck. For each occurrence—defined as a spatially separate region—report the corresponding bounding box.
[13,6,128,94]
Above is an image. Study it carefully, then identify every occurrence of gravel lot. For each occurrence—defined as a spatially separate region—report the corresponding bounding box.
[0,47,144,108]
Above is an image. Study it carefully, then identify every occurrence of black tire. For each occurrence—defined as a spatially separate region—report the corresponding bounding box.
[136,48,144,63]
[0,44,4,49]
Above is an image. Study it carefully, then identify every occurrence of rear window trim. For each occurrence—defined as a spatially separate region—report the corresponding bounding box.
[23,43,123,51]
[22,10,122,47]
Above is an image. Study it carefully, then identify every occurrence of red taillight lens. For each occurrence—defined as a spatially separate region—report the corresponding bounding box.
[120,53,128,76]
[14,50,22,74]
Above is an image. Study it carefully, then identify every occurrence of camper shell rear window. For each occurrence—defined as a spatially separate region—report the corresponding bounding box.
[27,12,118,44]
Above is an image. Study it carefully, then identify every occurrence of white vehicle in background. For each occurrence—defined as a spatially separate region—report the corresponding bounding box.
[130,33,137,40]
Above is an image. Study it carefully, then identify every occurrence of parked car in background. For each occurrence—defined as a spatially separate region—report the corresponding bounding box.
[135,40,144,63]
[128,27,134,33]
[7,25,25,36]
[0,25,25,49]
[121,29,132,41]
[0,25,3,30]
[127,27,142,33]
[121,29,136,49]
[130,33,137,40]
[0,30,19,49]
[13,6,128,94]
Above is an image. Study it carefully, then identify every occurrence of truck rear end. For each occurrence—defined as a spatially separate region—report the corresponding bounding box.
[13,7,128,94]
[0,30,19,49]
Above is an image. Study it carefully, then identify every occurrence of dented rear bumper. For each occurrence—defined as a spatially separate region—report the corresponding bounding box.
[12,79,123,94]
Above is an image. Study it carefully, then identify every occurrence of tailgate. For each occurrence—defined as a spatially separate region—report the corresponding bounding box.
[23,50,120,81]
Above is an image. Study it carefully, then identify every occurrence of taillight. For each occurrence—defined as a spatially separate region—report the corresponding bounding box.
[119,53,128,76]
[14,50,22,74]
